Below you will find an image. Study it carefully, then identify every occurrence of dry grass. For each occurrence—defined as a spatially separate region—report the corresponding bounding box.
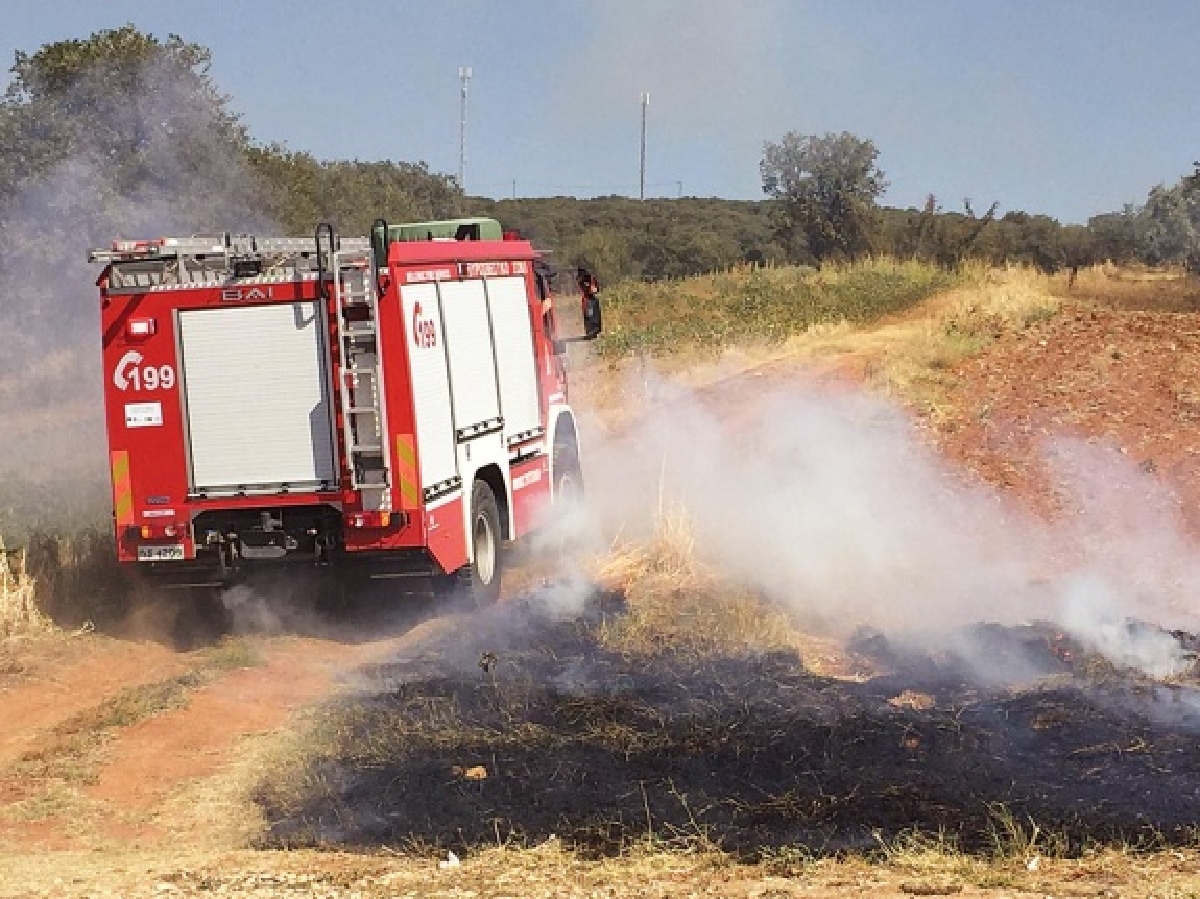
[1063,262,1200,312]
[3,840,1200,899]
[592,505,705,591]
[571,262,1066,434]
[18,529,130,629]
[866,265,1063,415]
[0,536,52,637]
[592,506,802,659]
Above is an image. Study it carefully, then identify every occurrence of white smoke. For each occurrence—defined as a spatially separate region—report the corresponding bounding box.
[0,53,274,528]
[581,370,1200,680]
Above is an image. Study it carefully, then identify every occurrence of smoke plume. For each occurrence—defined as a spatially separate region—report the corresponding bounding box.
[0,53,273,533]
[581,371,1200,680]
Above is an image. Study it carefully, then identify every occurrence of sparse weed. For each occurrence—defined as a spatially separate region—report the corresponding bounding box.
[83,673,203,729]
[985,802,1065,862]
[760,843,818,875]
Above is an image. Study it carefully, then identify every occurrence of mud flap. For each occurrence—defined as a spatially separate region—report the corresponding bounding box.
[424,494,468,575]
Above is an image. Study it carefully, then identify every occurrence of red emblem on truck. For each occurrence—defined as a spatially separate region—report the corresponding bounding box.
[411,301,438,348]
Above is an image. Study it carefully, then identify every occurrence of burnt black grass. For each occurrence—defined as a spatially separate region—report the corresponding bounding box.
[254,590,1200,859]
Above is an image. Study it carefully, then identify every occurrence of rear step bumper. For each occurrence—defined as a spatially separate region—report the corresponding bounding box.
[130,548,440,588]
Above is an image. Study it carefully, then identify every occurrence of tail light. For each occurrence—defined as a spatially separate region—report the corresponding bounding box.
[345,511,394,529]
[134,521,186,540]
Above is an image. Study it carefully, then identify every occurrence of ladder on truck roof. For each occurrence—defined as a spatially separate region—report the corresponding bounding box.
[89,233,373,290]
[317,224,392,514]
[90,233,374,261]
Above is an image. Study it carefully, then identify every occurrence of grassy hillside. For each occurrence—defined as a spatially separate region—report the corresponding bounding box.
[592,257,962,358]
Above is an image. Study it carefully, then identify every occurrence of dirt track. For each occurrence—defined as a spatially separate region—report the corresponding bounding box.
[0,618,441,860]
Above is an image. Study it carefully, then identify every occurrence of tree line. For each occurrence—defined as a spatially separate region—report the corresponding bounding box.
[0,25,1194,296]
[480,133,1187,284]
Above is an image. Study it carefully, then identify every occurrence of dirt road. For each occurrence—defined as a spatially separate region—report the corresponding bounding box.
[0,606,448,859]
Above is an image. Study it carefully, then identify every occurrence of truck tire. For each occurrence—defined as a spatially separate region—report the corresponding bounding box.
[432,479,503,607]
[554,437,584,505]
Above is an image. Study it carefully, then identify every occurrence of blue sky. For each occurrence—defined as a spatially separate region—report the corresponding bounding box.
[1,0,1197,223]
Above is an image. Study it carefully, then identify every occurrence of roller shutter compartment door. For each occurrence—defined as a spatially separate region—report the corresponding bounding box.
[179,302,336,492]
[484,276,541,440]
[400,284,459,490]
[438,279,502,436]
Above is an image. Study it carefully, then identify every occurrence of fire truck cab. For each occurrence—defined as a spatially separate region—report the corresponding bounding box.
[90,218,583,604]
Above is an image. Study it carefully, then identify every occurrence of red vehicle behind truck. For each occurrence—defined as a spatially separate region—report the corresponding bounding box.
[90,218,584,604]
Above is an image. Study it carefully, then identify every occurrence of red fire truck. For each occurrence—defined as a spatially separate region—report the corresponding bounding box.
[90,218,584,604]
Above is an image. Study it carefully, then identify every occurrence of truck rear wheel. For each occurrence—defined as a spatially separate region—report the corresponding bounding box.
[432,479,503,607]
[554,442,584,506]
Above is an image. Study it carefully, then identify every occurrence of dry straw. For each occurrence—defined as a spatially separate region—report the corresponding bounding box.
[0,535,51,636]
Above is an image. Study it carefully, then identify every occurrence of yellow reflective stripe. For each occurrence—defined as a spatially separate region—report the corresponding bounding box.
[111,451,129,484]
[394,435,420,508]
[111,451,134,525]
[394,434,416,467]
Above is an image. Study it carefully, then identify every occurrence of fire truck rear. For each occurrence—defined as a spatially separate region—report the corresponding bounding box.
[90,219,584,604]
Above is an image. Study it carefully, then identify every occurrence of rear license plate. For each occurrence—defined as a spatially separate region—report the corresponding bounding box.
[137,544,185,562]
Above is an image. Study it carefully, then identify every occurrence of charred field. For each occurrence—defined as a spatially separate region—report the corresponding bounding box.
[255,585,1200,860]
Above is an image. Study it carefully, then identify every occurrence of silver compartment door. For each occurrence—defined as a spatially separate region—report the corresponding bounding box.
[179,302,336,493]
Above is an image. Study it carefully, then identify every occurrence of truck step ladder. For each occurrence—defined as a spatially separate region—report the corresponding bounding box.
[319,225,392,513]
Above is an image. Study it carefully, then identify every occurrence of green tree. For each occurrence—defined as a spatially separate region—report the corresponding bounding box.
[892,196,998,268]
[1059,225,1097,273]
[1140,171,1200,271]
[0,25,259,492]
[1087,206,1144,264]
[0,25,247,205]
[247,148,460,235]
[996,211,1067,272]
[760,131,887,262]
[571,227,635,285]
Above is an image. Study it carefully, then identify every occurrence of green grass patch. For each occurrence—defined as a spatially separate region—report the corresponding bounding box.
[202,636,266,671]
[594,258,962,358]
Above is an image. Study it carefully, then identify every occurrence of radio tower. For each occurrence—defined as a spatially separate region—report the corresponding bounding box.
[458,66,473,193]
[639,91,650,201]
